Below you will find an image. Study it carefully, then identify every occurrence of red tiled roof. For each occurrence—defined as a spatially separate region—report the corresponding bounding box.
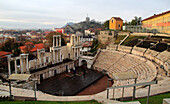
[20,46,26,50]
[1,56,7,58]
[25,42,34,45]
[142,10,170,21]
[20,43,44,52]
[111,17,123,21]
[30,43,44,52]
[83,41,93,47]
[0,51,12,58]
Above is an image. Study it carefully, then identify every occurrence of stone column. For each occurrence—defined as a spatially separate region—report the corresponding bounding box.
[43,73,45,79]
[60,49,61,61]
[44,56,46,66]
[56,36,58,47]
[8,60,11,75]
[59,36,61,46]
[56,50,58,63]
[50,47,52,52]
[53,50,55,63]
[53,37,55,47]
[20,58,23,73]
[73,48,75,58]
[14,60,17,74]
[26,56,29,73]
[39,55,42,66]
[38,75,40,84]
[74,36,75,45]
[78,36,80,44]
[77,48,78,58]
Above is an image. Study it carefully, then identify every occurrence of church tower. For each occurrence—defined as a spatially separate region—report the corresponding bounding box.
[86,14,90,23]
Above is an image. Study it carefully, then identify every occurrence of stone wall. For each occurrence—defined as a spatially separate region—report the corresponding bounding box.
[107,44,170,76]
[98,31,115,44]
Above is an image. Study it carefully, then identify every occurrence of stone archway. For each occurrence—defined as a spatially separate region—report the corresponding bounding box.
[81,60,87,69]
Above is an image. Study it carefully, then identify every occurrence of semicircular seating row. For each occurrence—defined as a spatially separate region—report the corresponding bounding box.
[93,49,157,86]
[107,44,170,76]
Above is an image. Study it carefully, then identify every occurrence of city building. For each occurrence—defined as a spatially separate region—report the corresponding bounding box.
[0,51,13,59]
[142,10,170,34]
[20,42,44,55]
[80,41,93,54]
[8,34,82,83]
[84,29,95,35]
[109,17,123,30]
[53,28,65,33]
[98,30,117,44]
[0,51,13,63]
[80,35,93,43]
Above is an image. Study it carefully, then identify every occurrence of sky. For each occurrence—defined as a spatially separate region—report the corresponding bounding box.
[0,0,169,29]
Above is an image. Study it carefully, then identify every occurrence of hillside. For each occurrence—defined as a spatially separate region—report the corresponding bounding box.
[64,21,103,34]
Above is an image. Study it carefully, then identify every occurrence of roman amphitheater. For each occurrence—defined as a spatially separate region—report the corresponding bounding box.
[0,34,170,104]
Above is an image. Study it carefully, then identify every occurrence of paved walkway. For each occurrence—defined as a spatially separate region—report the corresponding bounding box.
[0,76,169,102]
[119,32,170,37]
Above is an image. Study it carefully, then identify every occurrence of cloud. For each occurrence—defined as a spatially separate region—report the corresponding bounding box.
[0,19,29,23]
[41,22,56,25]
[0,0,169,29]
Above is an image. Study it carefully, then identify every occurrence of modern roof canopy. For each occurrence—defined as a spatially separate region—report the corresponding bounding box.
[8,74,32,81]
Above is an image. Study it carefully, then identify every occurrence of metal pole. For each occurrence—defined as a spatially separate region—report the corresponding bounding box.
[107,79,110,99]
[113,88,115,99]
[9,80,12,98]
[107,89,109,99]
[122,87,124,101]
[34,80,37,101]
[147,85,151,104]
[132,78,137,100]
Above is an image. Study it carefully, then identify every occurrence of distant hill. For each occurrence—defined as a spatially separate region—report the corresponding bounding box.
[62,22,75,28]
[64,21,103,34]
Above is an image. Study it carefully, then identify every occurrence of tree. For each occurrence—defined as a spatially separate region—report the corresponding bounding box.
[131,16,142,25]
[12,43,21,56]
[0,38,21,56]
[124,16,142,26]
[45,32,66,51]
[104,20,109,29]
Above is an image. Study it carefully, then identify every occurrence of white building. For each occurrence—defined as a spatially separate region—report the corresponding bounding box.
[80,41,93,55]
[80,35,93,43]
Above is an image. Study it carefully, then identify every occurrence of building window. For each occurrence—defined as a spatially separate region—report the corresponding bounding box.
[118,24,120,28]
[109,32,112,35]
[68,53,70,58]
[112,20,114,23]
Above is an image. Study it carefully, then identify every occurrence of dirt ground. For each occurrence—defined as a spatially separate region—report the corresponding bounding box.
[77,75,113,95]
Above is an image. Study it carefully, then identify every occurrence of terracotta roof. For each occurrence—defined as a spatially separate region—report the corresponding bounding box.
[83,41,93,47]
[30,43,44,52]
[142,10,170,21]
[20,46,26,50]
[20,43,44,52]
[1,56,7,58]
[0,51,12,58]
[111,17,123,21]
[25,42,34,45]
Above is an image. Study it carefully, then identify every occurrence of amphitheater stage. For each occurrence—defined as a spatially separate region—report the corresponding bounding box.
[37,69,104,96]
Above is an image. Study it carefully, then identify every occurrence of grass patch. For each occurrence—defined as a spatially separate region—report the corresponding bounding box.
[124,35,146,45]
[114,35,146,45]
[114,35,126,44]
[0,100,101,104]
[124,92,170,104]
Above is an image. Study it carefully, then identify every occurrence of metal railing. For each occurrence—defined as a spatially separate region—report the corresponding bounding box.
[107,80,157,104]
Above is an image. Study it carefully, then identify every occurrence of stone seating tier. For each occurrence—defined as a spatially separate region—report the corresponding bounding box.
[93,49,157,87]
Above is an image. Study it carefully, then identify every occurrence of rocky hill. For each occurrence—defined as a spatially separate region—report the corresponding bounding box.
[64,20,103,34]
